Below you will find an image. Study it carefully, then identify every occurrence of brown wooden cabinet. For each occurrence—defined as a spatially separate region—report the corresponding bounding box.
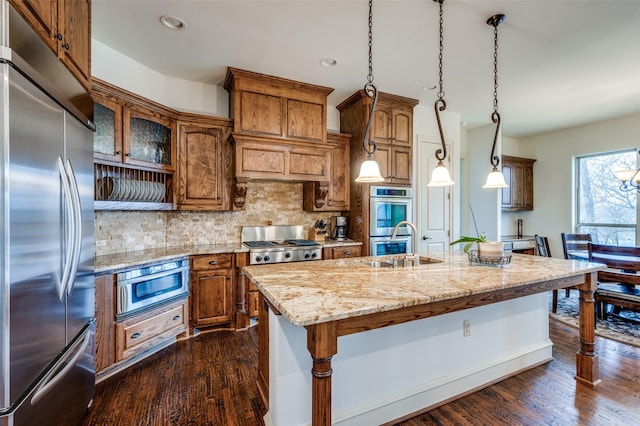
[224,67,333,143]
[9,0,91,89]
[115,298,188,362]
[337,91,418,185]
[323,245,362,259]
[303,132,351,211]
[232,133,332,182]
[501,155,536,211]
[337,91,418,254]
[92,79,177,210]
[177,115,233,210]
[190,254,235,329]
[95,273,115,373]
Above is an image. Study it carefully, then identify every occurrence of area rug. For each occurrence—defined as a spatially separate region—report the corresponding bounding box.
[549,291,640,348]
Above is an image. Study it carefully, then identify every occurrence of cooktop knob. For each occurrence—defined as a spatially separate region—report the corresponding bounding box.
[304,252,311,259]
[311,252,317,258]
[256,255,263,262]
[264,255,271,262]
[285,252,291,258]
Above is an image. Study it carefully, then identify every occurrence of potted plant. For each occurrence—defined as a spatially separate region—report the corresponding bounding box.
[450,234,504,256]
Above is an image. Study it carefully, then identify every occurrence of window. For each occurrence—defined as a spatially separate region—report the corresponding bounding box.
[576,149,637,245]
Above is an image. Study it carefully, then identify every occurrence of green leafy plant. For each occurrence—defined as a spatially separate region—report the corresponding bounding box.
[450,234,487,253]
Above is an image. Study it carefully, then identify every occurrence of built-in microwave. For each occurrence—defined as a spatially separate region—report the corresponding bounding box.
[116,258,189,320]
[369,236,412,257]
[369,186,413,237]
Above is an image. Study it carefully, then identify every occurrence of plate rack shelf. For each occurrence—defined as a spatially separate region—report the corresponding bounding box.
[94,162,174,211]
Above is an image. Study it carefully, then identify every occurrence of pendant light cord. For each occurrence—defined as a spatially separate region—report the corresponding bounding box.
[362,0,379,158]
[488,14,505,168]
[434,0,447,163]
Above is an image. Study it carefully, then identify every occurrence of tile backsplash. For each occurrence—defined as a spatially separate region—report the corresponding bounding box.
[95,181,339,256]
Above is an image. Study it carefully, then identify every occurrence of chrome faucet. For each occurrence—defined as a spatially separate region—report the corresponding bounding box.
[391,220,419,267]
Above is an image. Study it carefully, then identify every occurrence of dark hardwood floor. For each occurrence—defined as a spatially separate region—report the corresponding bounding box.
[81,319,640,426]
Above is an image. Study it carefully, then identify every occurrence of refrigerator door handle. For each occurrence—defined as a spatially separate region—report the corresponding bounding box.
[65,158,82,295]
[30,329,91,406]
[57,156,74,301]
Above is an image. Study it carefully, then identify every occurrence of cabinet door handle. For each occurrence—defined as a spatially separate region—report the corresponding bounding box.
[62,42,70,50]
[208,260,217,265]
[55,33,63,40]
[125,152,131,157]
[173,315,181,321]
[344,251,351,255]
[422,236,432,240]
[115,151,122,155]
[130,332,141,339]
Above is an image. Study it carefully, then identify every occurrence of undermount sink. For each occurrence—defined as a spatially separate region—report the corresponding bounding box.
[359,260,396,268]
[357,256,443,268]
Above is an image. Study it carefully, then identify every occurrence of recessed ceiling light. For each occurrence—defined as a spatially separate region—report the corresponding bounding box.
[320,57,338,67]
[159,15,186,30]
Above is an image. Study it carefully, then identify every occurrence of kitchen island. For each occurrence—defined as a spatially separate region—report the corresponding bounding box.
[243,251,603,426]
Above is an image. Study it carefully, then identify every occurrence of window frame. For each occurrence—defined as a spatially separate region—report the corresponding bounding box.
[574,149,639,245]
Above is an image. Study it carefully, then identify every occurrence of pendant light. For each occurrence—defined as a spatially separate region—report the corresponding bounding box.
[428,0,454,187]
[355,0,384,183]
[482,14,508,189]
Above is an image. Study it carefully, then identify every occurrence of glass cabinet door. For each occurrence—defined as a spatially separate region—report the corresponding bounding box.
[93,95,123,162]
[123,105,176,171]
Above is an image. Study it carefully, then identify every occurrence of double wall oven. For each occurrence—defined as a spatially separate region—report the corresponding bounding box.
[369,186,413,256]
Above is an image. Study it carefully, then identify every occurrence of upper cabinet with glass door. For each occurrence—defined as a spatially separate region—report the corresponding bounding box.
[92,80,177,171]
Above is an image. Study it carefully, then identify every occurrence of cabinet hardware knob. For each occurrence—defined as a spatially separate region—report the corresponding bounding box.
[62,43,70,50]
[344,251,351,255]
[125,153,131,157]
[173,315,180,321]
[131,332,141,339]
[55,33,63,40]
[115,151,122,155]
[208,260,217,265]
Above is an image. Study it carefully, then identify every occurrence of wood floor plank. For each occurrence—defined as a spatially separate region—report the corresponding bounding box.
[81,320,640,426]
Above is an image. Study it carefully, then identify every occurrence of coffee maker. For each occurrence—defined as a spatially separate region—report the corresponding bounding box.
[331,216,348,241]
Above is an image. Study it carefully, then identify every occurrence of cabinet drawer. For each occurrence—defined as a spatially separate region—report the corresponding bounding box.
[115,300,188,361]
[331,246,361,259]
[191,254,233,271]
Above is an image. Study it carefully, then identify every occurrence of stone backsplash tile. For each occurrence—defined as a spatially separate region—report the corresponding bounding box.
[95,181,340,256]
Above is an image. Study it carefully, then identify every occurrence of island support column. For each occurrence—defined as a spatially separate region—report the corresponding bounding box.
[575,271,601,388]
[306,322,338,426]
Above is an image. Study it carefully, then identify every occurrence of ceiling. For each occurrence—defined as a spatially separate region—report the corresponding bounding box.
[92,0,640,138]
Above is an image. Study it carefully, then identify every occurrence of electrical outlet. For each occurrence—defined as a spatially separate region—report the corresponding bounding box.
[463,320,470,337]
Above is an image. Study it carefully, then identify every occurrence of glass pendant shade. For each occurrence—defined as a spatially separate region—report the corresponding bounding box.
[482,167,508,188]
[355,158,384,183]
[614,169,637,182]
[427,161,454,187]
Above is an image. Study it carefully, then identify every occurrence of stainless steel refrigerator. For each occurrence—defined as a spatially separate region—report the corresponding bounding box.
[1,4,95,425]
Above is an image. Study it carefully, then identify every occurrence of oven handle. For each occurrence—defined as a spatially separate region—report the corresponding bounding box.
[117,265,189,287]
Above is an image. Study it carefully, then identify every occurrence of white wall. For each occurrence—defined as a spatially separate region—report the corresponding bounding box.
[92,39,342,130]
[93,40,229,117]
[518,113,640,257]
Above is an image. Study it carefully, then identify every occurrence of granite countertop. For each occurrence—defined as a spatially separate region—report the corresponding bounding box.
[501,235,536,241]
[94,243,249,274]
[94,240,362,274]
[242,251,604,327]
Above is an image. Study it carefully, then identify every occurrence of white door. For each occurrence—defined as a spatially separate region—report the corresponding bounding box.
[416,136,452,254]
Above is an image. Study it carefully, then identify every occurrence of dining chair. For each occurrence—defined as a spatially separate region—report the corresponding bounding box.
[534,235,560,313]
[553,233,593,311]
[588,242,640,321]
[561,233,592,260]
